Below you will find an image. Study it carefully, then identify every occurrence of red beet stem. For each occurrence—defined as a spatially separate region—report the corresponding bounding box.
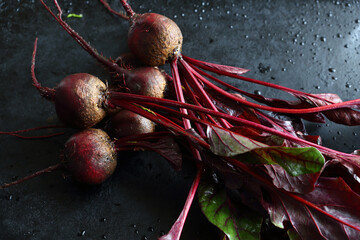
[187,62,360,114]
[171,58,191,129]
[120,0,135,18]
[0,163,62,189]
[40,0,127,75]
[110,100,208,148]
[182,55,333,102]
[99,0,129,20]
[0,125,66,139]
[109,92,358,158]
[31,38,55,101]
[179,58,231,128]
[159,165,204,240]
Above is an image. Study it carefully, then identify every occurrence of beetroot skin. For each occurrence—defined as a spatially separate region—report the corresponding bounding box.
[128,13,183,66]
[64,128,117,184]
[107,109,155,139]
[54,73,107,129]
[125,67,167,98]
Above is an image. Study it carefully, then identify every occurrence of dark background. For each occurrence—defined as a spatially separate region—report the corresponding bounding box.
[1,0,360,239]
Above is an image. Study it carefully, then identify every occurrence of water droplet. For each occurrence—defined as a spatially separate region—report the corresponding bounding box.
[226,10,230,14]
[320,36,326,42]
[337,33,342,38]
[6,194,13,200]
[78,230,86,237]
[344,44,349,48]
[346,83,352,88]
[254,90,262,95]
[353,132,357,136]
[328,68,336,73]
[315,85,320,89]
[134,230,139,234]
[356,19,360,24]
[100,217,107,222]
[337,131,342,135]
[332,136,337,140]
[194,9,198,13]
[160,231,166,236]
[142,236,148,240]
[282,68,287,72]
[102,235,107,239]
[229,25,233,29]
[148,227,154,232]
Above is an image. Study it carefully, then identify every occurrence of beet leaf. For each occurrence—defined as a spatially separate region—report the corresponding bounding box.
[262,177,360,239]
[208,126,324,176]
[198,174,262,240]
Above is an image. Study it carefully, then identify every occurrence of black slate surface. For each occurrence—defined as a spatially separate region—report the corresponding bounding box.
[1,1,360,239]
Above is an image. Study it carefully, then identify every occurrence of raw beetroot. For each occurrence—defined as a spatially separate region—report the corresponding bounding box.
[127,13,183,66]
[32,39,108,129]
[0,128,117,188]
[64,128,117,185]
[106,109,155,139]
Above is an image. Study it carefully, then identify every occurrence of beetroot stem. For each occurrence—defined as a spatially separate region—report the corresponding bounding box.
[31,38,55,101]
[109,92,358,158]
[188,63,360,114]
[0,125,67,139]
[159,165,204,240]
[179,58,231,128]
[120,0,135,18]
[40,0,127,75]
[98,0,129,20]
[171,58,191,129]
[182,55,334,103]
[0,163,62,189]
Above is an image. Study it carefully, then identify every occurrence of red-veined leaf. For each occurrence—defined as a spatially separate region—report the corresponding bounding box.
[198,174,262,240]
[208,126,324,176]
[262,177,360,240]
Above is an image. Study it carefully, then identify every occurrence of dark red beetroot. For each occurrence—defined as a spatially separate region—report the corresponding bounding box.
[106,109,155,139]
[54,73,107,129]
[64,128,117,184]
[0,128,117,188]
[31,39,107,129]
[125,67,167,98]
[128,13,183,66]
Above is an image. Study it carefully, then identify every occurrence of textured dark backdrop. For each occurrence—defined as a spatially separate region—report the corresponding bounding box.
[1,0,360,239]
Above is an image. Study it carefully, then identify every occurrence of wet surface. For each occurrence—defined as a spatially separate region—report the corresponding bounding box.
[1,0,360,239]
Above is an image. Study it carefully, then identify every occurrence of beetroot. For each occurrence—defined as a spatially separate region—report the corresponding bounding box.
[31,39,107,129]
[106,109,155,139]
[128,13,183,66]
[54,73,107,129]
[0,128,117,188]
[64,128,117,185]
[125,67,167,98]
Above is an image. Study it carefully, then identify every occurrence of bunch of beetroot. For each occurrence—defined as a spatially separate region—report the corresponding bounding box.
[2,0,360,239]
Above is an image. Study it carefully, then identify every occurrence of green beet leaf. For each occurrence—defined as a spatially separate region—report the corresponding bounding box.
[208,126,324,176]
[198,175,262,240]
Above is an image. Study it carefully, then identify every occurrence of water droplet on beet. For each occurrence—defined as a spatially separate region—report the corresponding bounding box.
[148,227,155,232]
[142,236,148,240]
[328,68,336,73]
